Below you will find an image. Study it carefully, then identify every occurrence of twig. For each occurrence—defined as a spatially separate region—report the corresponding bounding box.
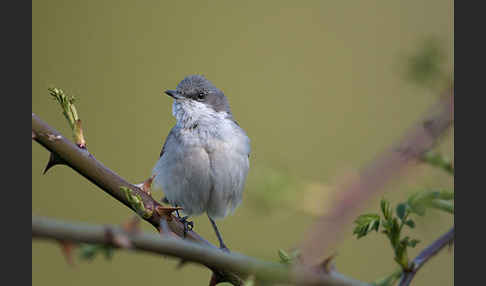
[32,216,369,286]
[398,227,454,286]
[299,90,453,265]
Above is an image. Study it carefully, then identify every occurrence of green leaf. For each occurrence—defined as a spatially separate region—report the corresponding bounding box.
[396,203,407,220]
[404,219,415,228]
[48,87,79,130]
[277,249,300,265]
[353,213,381,238]
[79,244,114,261]
[120,186,153,218]
[429,199,454,214]
[409,204,426,216]
[79,244,99,260]
[278,249,291,264]
[407,190,454,216]
[359,192,450,272]
[408,239,420,248]
[404,37,446,90]
[422,151,454,175]
[437,190,454,200]
[381,199,392,220]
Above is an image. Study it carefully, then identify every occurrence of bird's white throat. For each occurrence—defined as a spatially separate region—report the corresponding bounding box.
[172,99,231,130]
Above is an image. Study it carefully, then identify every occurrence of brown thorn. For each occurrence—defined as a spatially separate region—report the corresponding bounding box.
[316,253,337,274]
[43,152,66,174]
[121,216,141,235]
[136,174,156,196]
[104,227,132,248]
[32,130,36,139]
[59,240,76,266]
[143,174,156,194]
[156,205,183,217]
[113,234,132,248]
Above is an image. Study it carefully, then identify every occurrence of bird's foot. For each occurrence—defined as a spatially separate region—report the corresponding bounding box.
[163,201,183,219]
[178,216,194,237]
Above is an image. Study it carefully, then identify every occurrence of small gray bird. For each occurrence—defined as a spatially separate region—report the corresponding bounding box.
[151,75,250,250]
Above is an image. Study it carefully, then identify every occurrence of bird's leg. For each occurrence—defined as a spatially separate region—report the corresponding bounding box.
[164,201,194,237]
[179,216,194,237]
[208,215,229,252]
[173,203,182,218]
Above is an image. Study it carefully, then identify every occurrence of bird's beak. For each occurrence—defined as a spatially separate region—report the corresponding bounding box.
[164,90,183,99]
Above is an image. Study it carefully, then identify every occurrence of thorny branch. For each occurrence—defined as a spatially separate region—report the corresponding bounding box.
[398,227,454,286]
[299,89,453,266]
[32,113,367,286]
[32,216,369,286]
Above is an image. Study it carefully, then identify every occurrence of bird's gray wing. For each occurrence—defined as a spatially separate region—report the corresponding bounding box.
[232,120,250,158]
[159,127,176,158]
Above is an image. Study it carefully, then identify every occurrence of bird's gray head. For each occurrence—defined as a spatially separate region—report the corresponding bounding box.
[165,75,231,114]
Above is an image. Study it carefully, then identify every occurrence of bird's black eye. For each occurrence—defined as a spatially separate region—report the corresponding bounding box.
[197,92,206,100]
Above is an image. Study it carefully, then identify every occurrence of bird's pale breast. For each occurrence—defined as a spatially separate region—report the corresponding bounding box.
[152,119,250,219]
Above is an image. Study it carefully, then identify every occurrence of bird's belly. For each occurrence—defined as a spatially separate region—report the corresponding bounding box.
[205,140,250,219]
[152,145,211,217]
[152,125,250,219]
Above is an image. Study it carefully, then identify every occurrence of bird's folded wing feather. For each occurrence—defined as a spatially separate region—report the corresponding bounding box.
[159,127,176,158]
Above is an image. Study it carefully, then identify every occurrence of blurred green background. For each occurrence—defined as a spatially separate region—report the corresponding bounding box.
[32,1,453,285]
